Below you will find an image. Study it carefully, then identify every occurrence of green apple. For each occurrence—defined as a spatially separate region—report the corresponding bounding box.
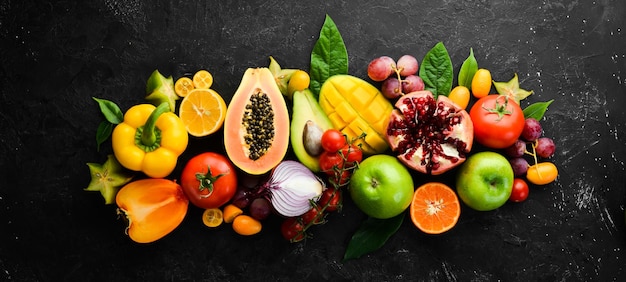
[455,151,514,211]
[349,155,414,219]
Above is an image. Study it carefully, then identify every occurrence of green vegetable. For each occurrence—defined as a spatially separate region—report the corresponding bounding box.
[493,73,534,104]
[309,14,348,99]
[93,97,123,151]
[458,48,478,89]
[145,69,178,112]
[343,213,404,261]
[419,42,453,98]
[523,100,554,120]
[84,155,134,204]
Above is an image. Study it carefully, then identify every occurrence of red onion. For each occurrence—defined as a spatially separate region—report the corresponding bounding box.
[264,160,324,217]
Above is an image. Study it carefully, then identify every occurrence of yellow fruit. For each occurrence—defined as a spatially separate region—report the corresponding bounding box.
[471,68,492,98]
[174,77,194,97]
[232,215,262,235]
[319,75,393,155]
[448,86,470,109]
[178,88,227,137]
[192,70,214,89]
[222,204,244,224]
[202,208,223,228]
[287,70,310,98]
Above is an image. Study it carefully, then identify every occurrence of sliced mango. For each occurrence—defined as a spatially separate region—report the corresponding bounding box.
[319,75,393,155]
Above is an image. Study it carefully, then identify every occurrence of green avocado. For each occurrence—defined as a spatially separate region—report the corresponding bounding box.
[290,89,334,172]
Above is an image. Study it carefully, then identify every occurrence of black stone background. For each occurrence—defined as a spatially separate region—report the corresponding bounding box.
[1,0,625,281]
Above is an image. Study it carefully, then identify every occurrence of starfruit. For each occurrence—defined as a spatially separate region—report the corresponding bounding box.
[318,75,393,155]
[145,69,178,112]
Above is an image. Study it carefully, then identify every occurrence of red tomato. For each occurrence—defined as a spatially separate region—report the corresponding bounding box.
[318,188,342,212]
[339,144,363,164]
[469,94,525,149]
[180,152,238,209]
[301,206,324,225]
[321,129,346,153]
[281,217,305,242]
[509,178,529,202]
[319,151,345,174]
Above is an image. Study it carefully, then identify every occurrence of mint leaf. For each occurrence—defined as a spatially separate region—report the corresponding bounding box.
[343,213,404,261]
[419,42,453,98]
[309,14,348,99]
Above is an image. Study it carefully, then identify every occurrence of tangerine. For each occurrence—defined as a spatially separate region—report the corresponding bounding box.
[410,182,460,234]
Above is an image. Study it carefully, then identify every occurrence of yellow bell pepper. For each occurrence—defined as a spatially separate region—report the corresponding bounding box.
[112,103,188,178]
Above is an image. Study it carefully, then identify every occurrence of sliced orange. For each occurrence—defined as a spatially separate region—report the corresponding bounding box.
[174,77,194,97]
[410,182,461,234]
[192,70,213,89]
[202,208,223,228]
[222,204,244,224]
[178,88,227,137]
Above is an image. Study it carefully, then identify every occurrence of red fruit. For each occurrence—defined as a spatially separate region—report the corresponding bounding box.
[386,91,474,175]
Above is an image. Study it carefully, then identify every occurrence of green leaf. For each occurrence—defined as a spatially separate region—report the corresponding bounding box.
[343,213,404,261]
[96,121,113,152]
[458,48,478,89]
[419,42,453,98]
[93,97,123,124]
[523,100,554,120]
[309,14,348,99]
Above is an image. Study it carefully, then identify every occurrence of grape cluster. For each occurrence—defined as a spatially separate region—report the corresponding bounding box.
[505,118,556,177]
[367,55,425,99]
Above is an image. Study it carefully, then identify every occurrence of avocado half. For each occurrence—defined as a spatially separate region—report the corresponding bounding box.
[290,89,334,172]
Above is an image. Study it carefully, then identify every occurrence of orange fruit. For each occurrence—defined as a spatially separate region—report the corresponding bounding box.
[174,77,194,97]
[202,208,223,228]
[471,68,492,98]
[232,215,262,236]
[178,88,227,137]
[410,182,461,234]
[448,85,470,109]
[192,70,213,89]
[222,204,244,224]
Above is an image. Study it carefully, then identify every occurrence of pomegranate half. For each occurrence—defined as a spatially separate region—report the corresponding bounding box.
[386,91,473,175]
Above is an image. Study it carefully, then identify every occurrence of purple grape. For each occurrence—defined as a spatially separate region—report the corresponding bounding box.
[509,157,529,176]
[522,118,543,141]
[381,77,403,99]
[402,75,425,93]
[249,197,271,220]
[232,188,250,209]
[397,55,418,76]
[505,139,527,158]
[535,137,556,158]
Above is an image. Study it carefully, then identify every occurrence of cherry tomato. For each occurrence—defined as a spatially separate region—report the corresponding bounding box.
[281,217,305,242]
[339,144,363,164]
[321,129,346,153]
[469,94,525,149]
[301,206,324,225]
[318,188,342,212]
[319,150,345,174]
[180,152,238,209]
[509,178,529,202]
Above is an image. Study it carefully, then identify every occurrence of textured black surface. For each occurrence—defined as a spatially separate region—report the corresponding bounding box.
[1,0,626,281]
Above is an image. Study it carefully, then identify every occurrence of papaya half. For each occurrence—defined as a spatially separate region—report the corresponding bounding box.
[223,68,290,175]
[318,75,393,155]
